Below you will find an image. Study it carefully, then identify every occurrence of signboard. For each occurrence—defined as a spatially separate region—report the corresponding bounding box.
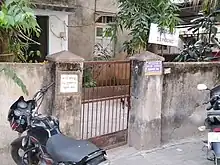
[148,23,180,47]
[144,61,162,76]
[60,74,78,93]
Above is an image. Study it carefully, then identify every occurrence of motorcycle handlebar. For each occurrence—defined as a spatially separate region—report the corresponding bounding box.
[203,95,220,111]
[32,82,55,100]
[31,82,55,116]
[41,82,55,93]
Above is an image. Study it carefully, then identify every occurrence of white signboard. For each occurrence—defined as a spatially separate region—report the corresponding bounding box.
[60,74,78,93]
[148,23,180,47]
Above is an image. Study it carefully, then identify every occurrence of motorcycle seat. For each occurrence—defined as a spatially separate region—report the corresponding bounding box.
[46,134,101,163]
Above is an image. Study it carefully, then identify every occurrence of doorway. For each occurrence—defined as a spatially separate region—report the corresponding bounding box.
[27,16,49,62]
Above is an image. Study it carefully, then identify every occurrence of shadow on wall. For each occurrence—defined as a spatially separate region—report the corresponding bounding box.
[161,62,220,143]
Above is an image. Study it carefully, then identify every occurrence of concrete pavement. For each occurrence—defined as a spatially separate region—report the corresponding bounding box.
[107,137,213,165]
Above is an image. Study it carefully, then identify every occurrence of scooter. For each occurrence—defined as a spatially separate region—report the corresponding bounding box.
[197,83,220,165]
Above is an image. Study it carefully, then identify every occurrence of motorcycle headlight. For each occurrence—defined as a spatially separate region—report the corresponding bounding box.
[14,110,21,116]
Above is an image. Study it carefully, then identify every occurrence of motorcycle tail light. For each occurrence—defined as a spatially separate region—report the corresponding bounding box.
[213,128,220,132]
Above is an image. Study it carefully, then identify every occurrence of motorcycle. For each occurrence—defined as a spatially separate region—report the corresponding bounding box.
[8,82,110,165]
[197,83,220,165]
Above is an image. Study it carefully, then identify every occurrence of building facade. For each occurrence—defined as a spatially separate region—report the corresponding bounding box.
[30,0,75,61]
[68,0,129,60]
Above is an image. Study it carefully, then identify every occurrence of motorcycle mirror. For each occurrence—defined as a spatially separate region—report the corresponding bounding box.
[197,84,208,90]
[198,126,206,132]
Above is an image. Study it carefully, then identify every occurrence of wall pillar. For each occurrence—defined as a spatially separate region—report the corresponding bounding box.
[129,51,164,150]
[46,51,84,139]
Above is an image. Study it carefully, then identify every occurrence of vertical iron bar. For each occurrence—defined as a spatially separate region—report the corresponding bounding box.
[86,63,90,139]
[111,63,116,132]
[107,63,111,133]
[118,63,122,131]
[81,80,85,139]
[90,63,95,138]
[99,64,104,136]
[115,63,119,132]
[122,62,126,129]
[95,63,99,137]
[103,63,107,134]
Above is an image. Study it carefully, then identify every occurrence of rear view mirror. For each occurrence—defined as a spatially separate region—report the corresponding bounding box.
[197,84,208,91]
[198,126,206,132]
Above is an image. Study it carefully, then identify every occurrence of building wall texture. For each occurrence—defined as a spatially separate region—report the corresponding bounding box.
[33,0,76,7]
[161,62,220,143]
[68,0,122,59]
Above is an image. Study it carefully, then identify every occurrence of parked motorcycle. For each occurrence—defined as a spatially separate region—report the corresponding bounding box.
[8,82,109,165]
[197,83,220,165]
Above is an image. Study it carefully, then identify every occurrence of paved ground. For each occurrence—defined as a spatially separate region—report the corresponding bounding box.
[1,137,215,165]
[107,137,213,165]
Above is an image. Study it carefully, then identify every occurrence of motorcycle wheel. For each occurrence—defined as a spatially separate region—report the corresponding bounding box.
[11,137,25,165]
[11,138,38,165]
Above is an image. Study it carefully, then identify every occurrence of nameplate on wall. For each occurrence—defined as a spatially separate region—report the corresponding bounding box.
[60,74,78,93]
[144,61,163,76]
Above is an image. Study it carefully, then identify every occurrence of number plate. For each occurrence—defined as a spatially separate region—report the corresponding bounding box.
[208,132,220,142]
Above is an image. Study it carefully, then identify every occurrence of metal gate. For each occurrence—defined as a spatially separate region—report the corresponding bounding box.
[81,60,131,149]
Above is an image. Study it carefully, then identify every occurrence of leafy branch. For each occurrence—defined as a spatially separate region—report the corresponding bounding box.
[0,67,28,95]
[105,0,181,55]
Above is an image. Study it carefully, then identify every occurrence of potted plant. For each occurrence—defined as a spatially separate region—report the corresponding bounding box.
[0,0,40,62]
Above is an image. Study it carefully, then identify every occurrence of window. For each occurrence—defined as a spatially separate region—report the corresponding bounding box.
[95,16,116,56]
[95,26,113,55]
[96,16,116,24]
[96,27,103,37]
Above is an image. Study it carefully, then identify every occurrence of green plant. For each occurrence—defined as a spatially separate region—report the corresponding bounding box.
[93,43,113,61]
[173,42,217,62]
[105,0,181,55]
[0,0,41,61]
[174,9,220,62]
[83,67,97,88]
[0,67,28,95]
[23,50,41,63]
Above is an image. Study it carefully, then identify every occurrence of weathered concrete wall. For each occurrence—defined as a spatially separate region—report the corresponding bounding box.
[33,0,76,7]
[161,62,220,143]
[129,52,164,150]
[96,0,118,13]
[68,0,95,59]
[0,63,50,156]
[68,0,125,60]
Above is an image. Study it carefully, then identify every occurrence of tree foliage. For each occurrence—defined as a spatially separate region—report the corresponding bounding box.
[0,0,41,62]
[192,0,220,15]
[107,0,181,55]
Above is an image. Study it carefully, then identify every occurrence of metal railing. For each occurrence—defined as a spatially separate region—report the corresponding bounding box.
[81,60,131,142]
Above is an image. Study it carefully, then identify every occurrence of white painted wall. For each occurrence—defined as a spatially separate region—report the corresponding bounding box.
[34,9,69,55]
